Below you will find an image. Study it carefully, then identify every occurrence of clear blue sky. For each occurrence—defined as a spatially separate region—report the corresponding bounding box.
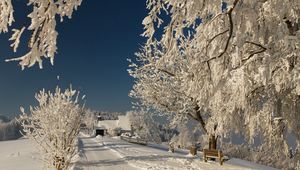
[0,0,148,116]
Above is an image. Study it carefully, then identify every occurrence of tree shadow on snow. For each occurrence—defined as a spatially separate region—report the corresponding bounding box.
[124,154,188,162]
[74,158,128,168]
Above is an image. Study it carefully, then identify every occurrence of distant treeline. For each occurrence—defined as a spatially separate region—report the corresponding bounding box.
[0,115,22,141]
[96,111,125,120]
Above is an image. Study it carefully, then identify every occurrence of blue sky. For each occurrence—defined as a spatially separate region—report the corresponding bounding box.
[0,1,148,116]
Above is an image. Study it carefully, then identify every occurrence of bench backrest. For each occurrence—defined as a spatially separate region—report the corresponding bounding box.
[203,149,223,157]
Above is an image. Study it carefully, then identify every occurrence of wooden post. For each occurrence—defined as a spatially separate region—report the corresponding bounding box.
[169,143,174,153]
[218,151,223,165]
[203,149,207,162]
[189,145,197,156]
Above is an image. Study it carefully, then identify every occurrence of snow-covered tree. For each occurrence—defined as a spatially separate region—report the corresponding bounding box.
[126,110,162,143]
[82,108,95,135]
[129,41,220,148]
[18,87,84,170]
[0,0,82,69]
[171,123,196,148]
[130,0,300,157]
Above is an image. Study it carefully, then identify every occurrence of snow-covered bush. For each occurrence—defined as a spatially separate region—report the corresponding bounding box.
[169,121,203,149]
[157,124,179,143]
[107,127,122,136]
[18,87,84,170]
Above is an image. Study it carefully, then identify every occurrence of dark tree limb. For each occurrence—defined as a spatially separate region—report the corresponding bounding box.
[206,29,229,52]
[195,107,208,134]
[216,0,239,59]
[157,68,176,77]
[241,41,267,62]
[203,0,239,64]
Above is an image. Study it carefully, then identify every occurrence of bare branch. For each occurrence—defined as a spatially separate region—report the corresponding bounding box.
[207,29,229,46]
[241,41,267,62]
[203,0,240,63]
[215,0,239,59]
[157,68,176,77]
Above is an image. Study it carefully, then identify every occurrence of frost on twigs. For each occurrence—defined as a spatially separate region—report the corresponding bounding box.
[2,0,82,69]
[9,27,25,53]
[18,86,84,170]
[0,0,14,33]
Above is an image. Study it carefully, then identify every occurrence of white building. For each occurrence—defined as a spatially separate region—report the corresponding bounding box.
[95,115,131,136]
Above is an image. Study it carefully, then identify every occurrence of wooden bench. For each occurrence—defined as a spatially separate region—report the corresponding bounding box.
[203,149,224,165]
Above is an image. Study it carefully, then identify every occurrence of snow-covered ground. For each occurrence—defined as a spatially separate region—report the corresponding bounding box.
[74,134,278,170]
[73,135,138,170]
[0,135,278,170]
[0,138,42,170]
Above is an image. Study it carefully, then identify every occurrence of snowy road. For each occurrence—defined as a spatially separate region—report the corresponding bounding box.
[96,136,197,170]
[74,135,196,170]
[73,136,138,170]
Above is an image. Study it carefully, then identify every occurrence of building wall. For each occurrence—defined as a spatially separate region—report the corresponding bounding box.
[95,115,131,131]
[117,115,131,131]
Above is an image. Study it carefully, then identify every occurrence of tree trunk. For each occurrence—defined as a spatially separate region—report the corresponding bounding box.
[208,134,217,150]
[54,154,65,170]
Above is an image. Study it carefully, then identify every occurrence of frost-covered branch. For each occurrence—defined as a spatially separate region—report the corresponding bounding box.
[0,0,14,33]
[1,0,82,69]
[9,27,25,52]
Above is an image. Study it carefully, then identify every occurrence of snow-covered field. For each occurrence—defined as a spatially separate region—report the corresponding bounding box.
[0,135,278,170]
[0,138,42,170]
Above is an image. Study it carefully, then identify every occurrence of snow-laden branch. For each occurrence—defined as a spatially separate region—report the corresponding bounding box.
[0,0,14,33]
[1,0,82,69]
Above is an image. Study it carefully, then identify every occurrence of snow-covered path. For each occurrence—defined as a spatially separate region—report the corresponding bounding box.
[73,136,138,170]
[74,135,278,170]
[97,136,198,170]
